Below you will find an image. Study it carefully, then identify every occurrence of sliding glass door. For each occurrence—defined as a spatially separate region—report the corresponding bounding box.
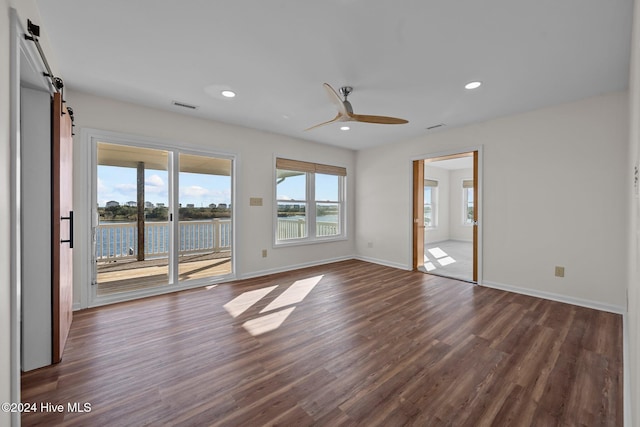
[93,141,233,299]
[177,153,232,282]
[95,143,171,296]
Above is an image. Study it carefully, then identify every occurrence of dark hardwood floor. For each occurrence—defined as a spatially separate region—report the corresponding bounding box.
[21,259,623,426]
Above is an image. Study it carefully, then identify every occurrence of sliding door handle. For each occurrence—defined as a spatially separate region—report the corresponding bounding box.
[61,211,74,249]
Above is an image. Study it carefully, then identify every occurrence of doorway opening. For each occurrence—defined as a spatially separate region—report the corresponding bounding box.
[413,150,480,283]
[93,141,233,300]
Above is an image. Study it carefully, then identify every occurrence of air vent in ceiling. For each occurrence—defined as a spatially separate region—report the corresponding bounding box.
[426,123,445,130]
[172,100,198,110]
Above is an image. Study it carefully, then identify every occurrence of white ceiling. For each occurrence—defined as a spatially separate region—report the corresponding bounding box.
[35,0,633,151]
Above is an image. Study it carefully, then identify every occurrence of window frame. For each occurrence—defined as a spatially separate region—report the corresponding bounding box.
[274,158,347,246]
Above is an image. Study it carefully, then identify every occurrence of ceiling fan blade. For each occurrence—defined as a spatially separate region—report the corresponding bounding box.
[351,114,409,125]
[323,83,348,115]
[304,113,344,131]
[309,83,407,129]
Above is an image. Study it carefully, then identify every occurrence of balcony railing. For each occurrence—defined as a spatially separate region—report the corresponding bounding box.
[96,218,339,261]
[95,219,232,261]
[277,218,339,240]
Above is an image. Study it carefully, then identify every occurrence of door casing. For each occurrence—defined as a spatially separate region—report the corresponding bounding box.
[412,147,482,284]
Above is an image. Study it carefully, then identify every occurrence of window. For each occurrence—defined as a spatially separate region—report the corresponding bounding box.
[315,173,341,237]
[276,170,308,240]
[276,158,346,244]
[463,179,474,225]
[424,179,438,228]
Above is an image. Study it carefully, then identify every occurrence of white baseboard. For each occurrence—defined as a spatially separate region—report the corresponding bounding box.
[237,255,355,280]
[481,280,625,314]
[352,255,411,271]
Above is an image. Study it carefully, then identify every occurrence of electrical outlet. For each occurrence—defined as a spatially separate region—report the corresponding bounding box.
[250,197,263,206]
[367,242,374,248]
[262,249,267,258]
[555,266,565,277]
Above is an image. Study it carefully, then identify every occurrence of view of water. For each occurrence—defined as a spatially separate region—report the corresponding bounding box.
[96,220,231,259]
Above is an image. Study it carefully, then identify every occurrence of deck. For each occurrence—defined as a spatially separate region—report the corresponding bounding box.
[97,252,231,295]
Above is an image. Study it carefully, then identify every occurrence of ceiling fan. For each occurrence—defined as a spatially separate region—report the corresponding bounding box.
[306,83,409,131]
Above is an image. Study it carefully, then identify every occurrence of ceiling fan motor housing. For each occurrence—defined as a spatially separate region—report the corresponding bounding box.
[339,86,353,99]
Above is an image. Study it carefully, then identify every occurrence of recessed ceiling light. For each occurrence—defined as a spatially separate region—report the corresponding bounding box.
[465,81,482,90]
[221,90,236,98]
[340,126,350,131]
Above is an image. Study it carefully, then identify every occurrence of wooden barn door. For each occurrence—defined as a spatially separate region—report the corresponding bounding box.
[52,92,73,363]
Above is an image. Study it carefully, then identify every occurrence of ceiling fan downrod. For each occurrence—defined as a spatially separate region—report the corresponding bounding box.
[339,86,353,101]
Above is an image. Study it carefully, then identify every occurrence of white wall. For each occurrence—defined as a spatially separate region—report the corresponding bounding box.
[627,0,640,423]
[0,4,11,423]
[449,168,474,242]
[21,87,52,371]
[67,90,356,308]
[356,92,628,311]
[424,164,450,242]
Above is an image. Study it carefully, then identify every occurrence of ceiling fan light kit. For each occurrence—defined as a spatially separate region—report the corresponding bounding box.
[306,83,409,131]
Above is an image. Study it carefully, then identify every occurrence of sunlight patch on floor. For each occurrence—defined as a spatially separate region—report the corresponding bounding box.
[426,247,457,268]
[223,275,324,336]
[260,275,323,313]
[424,261,436,272]
[223,285,278,318]
[423,240,473,282]
[428,247,448,259]
[243,307,296,336]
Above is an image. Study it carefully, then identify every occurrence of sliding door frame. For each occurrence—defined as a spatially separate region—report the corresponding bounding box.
[82,128,236,308]
[412,160,425,270]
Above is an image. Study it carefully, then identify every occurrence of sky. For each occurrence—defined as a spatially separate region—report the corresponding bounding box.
[276,173,339,202]
[98,166,339,207]
[98,166,231,207]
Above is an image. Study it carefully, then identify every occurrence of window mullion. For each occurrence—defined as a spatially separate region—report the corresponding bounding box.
[308,172,316,239]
